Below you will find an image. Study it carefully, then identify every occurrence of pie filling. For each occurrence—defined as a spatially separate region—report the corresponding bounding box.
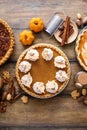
[77,31,87,67]
[16,45,70,96]
[0,23,10,59]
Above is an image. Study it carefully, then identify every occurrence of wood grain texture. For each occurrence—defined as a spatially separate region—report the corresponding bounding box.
[0,96,87,127]
[0,0,87,129]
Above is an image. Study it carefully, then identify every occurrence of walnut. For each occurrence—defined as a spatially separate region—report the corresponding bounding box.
[2,71,11,81]
[71,90,80,99]
[21,95,29,104]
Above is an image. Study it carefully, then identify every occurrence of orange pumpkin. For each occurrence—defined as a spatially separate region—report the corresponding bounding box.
[19,30,35,45]
[29,17,44,32]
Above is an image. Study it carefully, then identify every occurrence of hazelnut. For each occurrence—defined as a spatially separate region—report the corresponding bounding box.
[82,89,87,96]
[75,82,83,88]
[82,16,87,25]
[76,19,82,27]
[77,13,82,20]
[21,95,29,104]
[6,93,12,101]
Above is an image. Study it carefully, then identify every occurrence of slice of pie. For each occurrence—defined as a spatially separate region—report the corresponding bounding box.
[16,44,71,99]
[75,29,87,71]
[0,19,15,65]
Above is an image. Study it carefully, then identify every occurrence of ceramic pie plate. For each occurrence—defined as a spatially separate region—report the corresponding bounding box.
[16,43,71,99]
[54,21,78,44]
[0,18,15,66]
[75,29,87,71]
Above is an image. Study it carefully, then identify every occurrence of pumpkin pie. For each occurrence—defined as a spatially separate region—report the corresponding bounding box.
[75,29,87,71]
[0,19,15,65]
[16,44,70,98]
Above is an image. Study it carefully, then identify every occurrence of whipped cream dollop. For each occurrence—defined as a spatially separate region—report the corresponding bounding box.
[42,48,53,61]
[18,61,31,73]
[54,56,66,69]
[24,49,39,61]
[55,70,68,82]
[33,82,45,94]
[21,73,32,88]
[46,80,58,93]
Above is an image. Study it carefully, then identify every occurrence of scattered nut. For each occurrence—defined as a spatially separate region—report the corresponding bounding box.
[76,19,82,27]
[83,99,87,105]
[82,88,87,96]
[78,96,85,102]
[77,13,82,20]
[75,82,83,88]
[6,93,12,101]
[2,71,11,81]
[21,95,29,104]
[82,16,87,25]
[71,90,80,99]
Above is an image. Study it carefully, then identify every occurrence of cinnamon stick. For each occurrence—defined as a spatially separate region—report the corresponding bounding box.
[61,16,70,46]
[60,27,74,39]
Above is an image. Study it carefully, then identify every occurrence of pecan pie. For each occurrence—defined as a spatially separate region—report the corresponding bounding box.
[75,29,87,71]
[0,19,15,65]
[16,44,71,99]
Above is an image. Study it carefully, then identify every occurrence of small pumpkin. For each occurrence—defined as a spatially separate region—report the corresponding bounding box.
[29,17,44,32]
[19,30,35,45]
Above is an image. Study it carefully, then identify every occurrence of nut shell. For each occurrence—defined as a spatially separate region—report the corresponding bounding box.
[75,82,83,88]
[21,95,29,104]
[82,17,87,25]
[77,13,82,20]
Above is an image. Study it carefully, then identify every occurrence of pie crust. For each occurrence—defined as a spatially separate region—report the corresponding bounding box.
[16,43,71,99]
[0,19,15,65]
[75,29,87,71]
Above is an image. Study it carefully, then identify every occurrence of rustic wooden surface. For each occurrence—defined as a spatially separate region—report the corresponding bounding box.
[0,0,87,129]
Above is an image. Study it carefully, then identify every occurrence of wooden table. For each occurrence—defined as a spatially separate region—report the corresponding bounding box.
[0,0,87,129]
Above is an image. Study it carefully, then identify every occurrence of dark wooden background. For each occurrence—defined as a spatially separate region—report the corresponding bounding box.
[0,0,87,129]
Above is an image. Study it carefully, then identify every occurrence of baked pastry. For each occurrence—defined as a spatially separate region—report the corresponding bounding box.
[75,29,87,71]
[16,44,70,98]
[0,19,15,65]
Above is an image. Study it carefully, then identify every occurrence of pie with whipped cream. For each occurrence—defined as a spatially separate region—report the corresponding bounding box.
[0,19,15,65]
[75,29,87,71]
[16,44,70,98]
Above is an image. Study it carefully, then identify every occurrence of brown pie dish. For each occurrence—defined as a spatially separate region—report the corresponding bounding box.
[16,44,71,99]
[75,29,87,71]
[0,18,15,65]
